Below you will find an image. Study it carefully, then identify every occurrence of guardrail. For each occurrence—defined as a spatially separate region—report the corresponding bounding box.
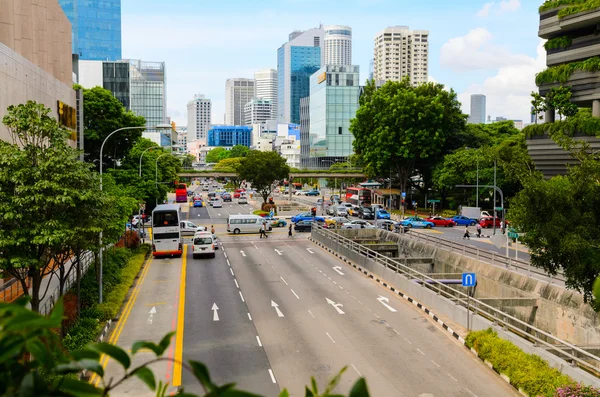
[310,225,600,375]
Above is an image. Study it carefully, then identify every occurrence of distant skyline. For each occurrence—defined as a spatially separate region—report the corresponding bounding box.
[121,0,543,127]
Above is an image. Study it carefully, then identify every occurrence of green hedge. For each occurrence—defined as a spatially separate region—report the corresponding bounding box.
[465,328,574,397]
[539,0,600,18]
[523,109,600,138]
[536,57,600,85]
[544,36,572,51]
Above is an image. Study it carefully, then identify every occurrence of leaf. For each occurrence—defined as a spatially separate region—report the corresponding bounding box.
[323,366,347,394]
[54,359,104,376]
[89,342,131,369]
[311,377,319,394]
[71,348,101,361]
[348,378,370,397]
[188,360,215,391]
[133,366,156,391]
[158,331,175,355]
[58,378,103,397]
[305,386,315,397]
[131,341,162,356]
[278,389,291,397]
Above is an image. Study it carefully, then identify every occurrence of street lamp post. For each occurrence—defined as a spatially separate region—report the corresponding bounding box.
[139,145,158,177]
[155,153,170,205]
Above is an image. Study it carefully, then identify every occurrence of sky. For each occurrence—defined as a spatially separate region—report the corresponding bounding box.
[121,0,545,127]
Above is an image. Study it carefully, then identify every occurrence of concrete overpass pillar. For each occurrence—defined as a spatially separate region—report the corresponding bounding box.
[593,100,600,118]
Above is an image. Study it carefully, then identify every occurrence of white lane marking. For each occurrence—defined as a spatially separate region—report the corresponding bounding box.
[431,360,441,368]
[256,335,263,347]
[326,297,345,314]
[465,388,478,397]
[333,266,345,275]
[306,248,314,254]
[240,250,246,257]
[274,249,283,255]
[417,348,425,355]
[351,364,361,376]
[393,329,400,335]
[218,214,221,216]
[227,259,231,266]
[271,300,284,317]
[230,268,234,276]
[447,373,458,382]
[318,269,323,273]
[339,285,344,290]
[291,289,300,299]
[224,252,227,258]
[377,295,397,312]
[211,303,219,321]
[326,332,336,343]
[239,291,245,302]
[234,279,239,288]
[252,242,258,250]
[247,312,252,321]
[358,300,362,304]
[333,281,337,284]
[268,369,277,384]
[308,310,315,318]
[280,276,288,285]
[404,337,412,345]
[374,314,380,319]
[147,306,156,324]
[328,277,332,280]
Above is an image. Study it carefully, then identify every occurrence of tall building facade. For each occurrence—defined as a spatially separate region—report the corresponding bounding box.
[299,97,311,168]
[324,25,352,66]
[306,65,360,169]
[225,78,255,125]
[186,94,212,145]
[208,126,252,147]
[244,98,273,125]
[373,26,429,86]
[468,94,486,124]
[58,0,122,61]
[277,27,324,124]
[254,69,278,120]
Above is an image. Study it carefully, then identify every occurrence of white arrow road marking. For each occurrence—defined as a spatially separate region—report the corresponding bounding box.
[147,306,157,324]
[274,249,283,255]
[306,248,314,254]
[211,303,219,321]
[240,250,246,257]
[333,266,345,275]
[326,297,345,314]
[271,300,284,317]
[377,295,397,312]
[218,213,221,216]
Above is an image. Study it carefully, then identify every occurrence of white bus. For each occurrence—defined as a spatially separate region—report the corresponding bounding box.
[227,215,270,234]
[152,204,183,257]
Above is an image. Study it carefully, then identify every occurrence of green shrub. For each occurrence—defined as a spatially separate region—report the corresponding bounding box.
[536,57,600,85]
[62,316,101,352]
[466,328,575,397]
[544,36,572,51]
[252,210,269,216]
[523,108,600,138]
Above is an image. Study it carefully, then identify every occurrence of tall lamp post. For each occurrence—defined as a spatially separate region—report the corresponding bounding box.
[99,124,171,304]
[139,145,158,177]
[155,153,171,205]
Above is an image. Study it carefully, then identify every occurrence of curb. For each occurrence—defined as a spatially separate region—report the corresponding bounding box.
[308,236,535,397]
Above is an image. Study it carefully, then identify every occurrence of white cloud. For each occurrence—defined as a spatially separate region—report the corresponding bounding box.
[476,0,521,17]
[500,0,521,12]
[476,2,494,17]
[440,28,531,71]
[458,40,546,123]
[428,75,438,84]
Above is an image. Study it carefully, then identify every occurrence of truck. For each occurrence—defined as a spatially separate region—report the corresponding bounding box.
[460,206,482,220]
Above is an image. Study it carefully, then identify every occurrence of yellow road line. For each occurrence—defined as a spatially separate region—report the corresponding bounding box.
[144,302,167,306]
[172,246,187,387]
[90,254,154,386]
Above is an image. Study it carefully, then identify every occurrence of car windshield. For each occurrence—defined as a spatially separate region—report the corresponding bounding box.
[194,237,213,244]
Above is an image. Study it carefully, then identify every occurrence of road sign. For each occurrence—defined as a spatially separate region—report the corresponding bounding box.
[494,207,504,211]
[462,273,477,287]
[427,199,440,203]
[401,192,406,198]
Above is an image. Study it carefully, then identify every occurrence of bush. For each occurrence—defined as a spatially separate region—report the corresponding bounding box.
[466,329,575,397]
[552,384,600,397]
[62,316,101,352]
[252,210,269,216]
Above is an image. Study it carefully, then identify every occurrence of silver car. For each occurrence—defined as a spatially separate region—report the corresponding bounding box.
[212,200,223,208]
[334,206,348,216]
[238,196,248,204]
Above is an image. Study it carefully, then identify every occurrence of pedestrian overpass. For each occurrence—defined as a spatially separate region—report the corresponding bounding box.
[177,171,367,179]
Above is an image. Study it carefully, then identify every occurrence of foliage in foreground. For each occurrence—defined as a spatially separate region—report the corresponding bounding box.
[0,298,370,397]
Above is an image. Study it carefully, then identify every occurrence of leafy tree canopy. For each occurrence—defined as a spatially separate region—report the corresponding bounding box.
[237,151,290,202]
[213,157,242,173]
[229,144,250,158]
[206,147,230,163]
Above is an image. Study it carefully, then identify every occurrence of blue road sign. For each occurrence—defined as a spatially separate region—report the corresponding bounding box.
[462,272,477,287]
[401,192,406,198]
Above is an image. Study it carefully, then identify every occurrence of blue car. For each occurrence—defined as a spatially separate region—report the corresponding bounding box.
[305,190,320,196]
[375,209,391,220]
[193,199,203,208]
[451,215,478,226]
[291,212,325,223]
[400,216,435,229]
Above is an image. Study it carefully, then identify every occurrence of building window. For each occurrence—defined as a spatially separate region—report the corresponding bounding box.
[338,127,342,135]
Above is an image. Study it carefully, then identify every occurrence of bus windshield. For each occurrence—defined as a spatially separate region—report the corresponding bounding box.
[153,210,179,227]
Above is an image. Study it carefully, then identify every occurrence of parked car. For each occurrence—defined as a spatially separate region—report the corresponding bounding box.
[325,216,348,229]
[222,193,232,202]
[294,220,313,232]
[212,199,223,208]
[237,196,248,204]
[479,216,501,228]
[451,215,478,226]
[295,191,308,196]
[358,207,374,220]
[265,217,287,227]
[376,219,400,231]
[342,220,377,229]
[305,190,320,196]
[291,212,325,223]
[426,216,456,227]
[375,209,391,220]
[193,199,203,208]
[400,217,435,229]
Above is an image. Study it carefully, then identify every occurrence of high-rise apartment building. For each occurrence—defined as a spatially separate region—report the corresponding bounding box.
[373,26,429,86]
[225,78,255,125]
[324,25,352,66]
[468,94,486,124]
[277,27,324,124]
[208,126,252,147]
[254,69,278,120]
[244,98,273,125]
[58,0,122,61]
[186,94,212,145]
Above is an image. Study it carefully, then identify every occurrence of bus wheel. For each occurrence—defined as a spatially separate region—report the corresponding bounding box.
[233,229,241,234]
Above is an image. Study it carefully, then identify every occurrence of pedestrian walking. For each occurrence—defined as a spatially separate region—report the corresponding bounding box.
[500,220,505,234]
[476,223,482,238]
[262,221,269,239]
[463,225,470,240]
[288,223,293,237]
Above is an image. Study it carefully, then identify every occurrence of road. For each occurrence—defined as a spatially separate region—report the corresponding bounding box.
[106,182,519,396]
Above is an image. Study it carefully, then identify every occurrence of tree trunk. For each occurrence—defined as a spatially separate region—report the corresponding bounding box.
[76,252,81,318]
[30,267,42,313]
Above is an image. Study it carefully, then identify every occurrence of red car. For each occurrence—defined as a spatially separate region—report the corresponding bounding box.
[426,216,456,227]
[233,189,245,199]
[479,216,501,228]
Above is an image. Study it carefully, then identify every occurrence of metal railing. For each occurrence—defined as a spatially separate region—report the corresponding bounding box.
[39,251,95,316]
[311,225,600,375]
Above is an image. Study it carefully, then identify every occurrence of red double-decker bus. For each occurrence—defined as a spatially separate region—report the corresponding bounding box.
[345,187,371,206]
[175,183,188,203]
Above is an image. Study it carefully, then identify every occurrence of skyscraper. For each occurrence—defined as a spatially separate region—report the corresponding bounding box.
[469,94,486,124]
[58,0,122,61]
[244,98,273,125]
[187,94,212,145]
[373,26,429,86]
[324,25,352,66]
[254,69,278,120]
[277,27,324,124]
[225,78,255,125]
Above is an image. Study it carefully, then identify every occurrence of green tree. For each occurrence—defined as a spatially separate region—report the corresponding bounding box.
[229,144,250,158]
[237,151,290,203]
[206,147,230,163]
[350,78,466,193]
[0,102,123,312]
[80,86,146,171]
[214,157,243,189]
[181,154,196,169]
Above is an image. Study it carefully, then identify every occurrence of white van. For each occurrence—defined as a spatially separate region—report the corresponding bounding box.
[192,232,216,259]
[227,215,270,234]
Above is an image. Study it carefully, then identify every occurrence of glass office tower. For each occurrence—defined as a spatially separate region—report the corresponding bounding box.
[59,0,122,60]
